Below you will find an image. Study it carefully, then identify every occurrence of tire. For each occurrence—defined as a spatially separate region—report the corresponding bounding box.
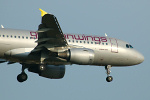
[106,76,113,82]
[17,73,28,82]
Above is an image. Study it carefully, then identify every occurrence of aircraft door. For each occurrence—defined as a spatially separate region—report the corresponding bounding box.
[109,38,118,53]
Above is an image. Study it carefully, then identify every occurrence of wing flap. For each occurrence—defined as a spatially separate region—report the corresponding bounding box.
[35,38,54,43]
[37,28,52,33]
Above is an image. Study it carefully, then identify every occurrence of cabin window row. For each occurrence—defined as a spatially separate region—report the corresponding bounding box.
[68,40,108,45]
[0,35,36,39]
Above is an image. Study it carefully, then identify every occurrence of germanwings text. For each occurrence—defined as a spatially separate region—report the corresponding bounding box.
[30,32,107,43]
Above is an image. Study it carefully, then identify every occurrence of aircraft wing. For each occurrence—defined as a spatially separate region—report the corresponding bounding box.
[32,9,68,53]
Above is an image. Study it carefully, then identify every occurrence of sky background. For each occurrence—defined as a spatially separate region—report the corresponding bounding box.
[0,0,149,100]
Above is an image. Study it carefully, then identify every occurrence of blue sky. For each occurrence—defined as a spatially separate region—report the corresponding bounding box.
[0,0,149,100]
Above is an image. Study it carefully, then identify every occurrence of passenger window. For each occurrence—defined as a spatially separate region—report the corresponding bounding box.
[22,36,24,39]
[18,36,20,38]
[7,35,9,38]
[102,43,104,45]
[72,40,74,42]
[3,35,5,37]
[80,41,82,43]
[11,35,13,38]
[69,40,71,42]
[84,41,86,43]
[26,37,28,39]
[14,36,16,38]
[76,41,78,43]
[87,41,89,44]
[106,43,108,45]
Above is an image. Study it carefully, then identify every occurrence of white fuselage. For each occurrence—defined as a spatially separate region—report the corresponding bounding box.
[0,28,144,67]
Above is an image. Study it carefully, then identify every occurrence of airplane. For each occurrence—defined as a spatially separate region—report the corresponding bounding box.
[0,9,144,83]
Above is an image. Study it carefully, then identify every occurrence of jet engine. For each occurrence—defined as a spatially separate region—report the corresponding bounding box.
[58,48,95,65]
[28,64,65,79]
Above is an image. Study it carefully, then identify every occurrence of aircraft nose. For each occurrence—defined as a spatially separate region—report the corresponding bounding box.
[136,53,144,64]
[128,49,144,65]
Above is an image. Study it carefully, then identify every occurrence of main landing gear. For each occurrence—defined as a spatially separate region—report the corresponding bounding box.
[105,65,113,82]
[17,64,28,82]
[17,64,46,82]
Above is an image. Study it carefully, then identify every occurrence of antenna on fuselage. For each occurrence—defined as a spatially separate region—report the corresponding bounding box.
[1,25,4,28]
[105,33,107,37]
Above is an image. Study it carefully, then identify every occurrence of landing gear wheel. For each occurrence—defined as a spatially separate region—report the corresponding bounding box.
[17,72,28,82]
[39,64,45,71]
[105,65,113,82]
[106,76,113,82]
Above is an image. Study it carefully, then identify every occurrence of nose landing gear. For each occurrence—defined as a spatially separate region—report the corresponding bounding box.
[105,65,113,82]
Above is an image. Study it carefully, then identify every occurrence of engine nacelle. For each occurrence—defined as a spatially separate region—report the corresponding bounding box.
[58,48,95,65]
[28,64,65,79]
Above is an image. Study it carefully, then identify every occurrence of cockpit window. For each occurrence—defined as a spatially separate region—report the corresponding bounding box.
[126,44,129,48]
[126,44,133,48]
[129,45,133,48]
